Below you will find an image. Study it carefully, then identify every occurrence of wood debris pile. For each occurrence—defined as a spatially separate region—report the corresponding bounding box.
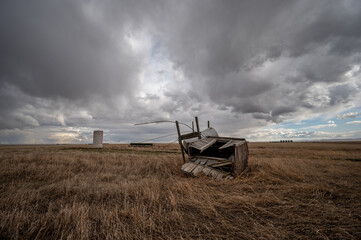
[176,117,248,179]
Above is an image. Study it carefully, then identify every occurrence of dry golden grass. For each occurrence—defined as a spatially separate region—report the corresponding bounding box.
[0,142,361,239]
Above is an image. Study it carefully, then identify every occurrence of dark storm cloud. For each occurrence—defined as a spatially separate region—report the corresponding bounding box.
[329,83,358,105]
[158,0,361,121]
[0,0,154,133]
[287,1,361,57]
[1,0,361,143]
[159,0,292,75]
[0,0,140,100]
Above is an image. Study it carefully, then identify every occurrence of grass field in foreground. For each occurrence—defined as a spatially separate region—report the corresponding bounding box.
[0,142,361,239]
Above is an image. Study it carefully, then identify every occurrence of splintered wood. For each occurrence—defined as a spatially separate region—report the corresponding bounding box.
[176,118,248,180]
[179,135,248,179]
[181,161,234,179]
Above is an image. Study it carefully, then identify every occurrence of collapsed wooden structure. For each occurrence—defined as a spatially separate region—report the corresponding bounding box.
[176,117,249,179]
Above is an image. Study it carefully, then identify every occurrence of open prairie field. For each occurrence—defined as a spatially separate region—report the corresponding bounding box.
[0,142,361,239]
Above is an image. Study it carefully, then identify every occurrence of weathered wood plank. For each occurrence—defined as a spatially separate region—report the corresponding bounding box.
[193,158,201,164]
[199,158,208,165]
[216,172,224,180]
[189,138,216,152]
[209,169,220,179]
[179,132,200,140]
[195,116,201,139]
[176,121,186,163]
[218,140,234,149]
[204,159,219,166]
[202,167,212,176]
[182,162,198,173]
[181,162,191,171]
[206,136,245,141]
[209,161,233,168]
[219,140,246,149]
[196,156,229,162]
[191,165,205,176]
[233,142,248,176]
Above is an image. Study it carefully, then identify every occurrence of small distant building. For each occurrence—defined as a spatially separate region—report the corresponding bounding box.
[93,130,103,147]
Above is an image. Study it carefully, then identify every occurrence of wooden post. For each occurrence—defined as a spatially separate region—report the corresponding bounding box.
[176,121,186,163]
[207,120,210,128]
[195,117,201,139]
[192,121,194,132]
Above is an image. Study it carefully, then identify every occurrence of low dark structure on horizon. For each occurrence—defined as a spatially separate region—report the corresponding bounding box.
[129,143,154,147]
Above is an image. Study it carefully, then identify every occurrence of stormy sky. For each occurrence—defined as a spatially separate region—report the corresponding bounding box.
[1,0,361,144]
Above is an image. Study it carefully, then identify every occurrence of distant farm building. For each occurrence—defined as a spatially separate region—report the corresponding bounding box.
[93,130,103,147]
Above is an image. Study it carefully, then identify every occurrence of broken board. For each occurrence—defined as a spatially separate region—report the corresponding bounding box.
[181,162,234,180]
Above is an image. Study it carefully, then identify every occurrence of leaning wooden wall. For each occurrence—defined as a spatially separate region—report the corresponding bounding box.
[233,142,249,175]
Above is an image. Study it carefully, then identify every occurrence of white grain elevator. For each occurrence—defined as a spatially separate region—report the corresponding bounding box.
[93,130,103,147]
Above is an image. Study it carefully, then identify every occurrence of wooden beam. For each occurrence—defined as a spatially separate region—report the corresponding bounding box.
[179,132,199,140]
[206,136,246,141]
[176,121,186,163]
[192,121,194,132]
[195,116,201,139]
[194,156,229,162]
[209,161,233,168]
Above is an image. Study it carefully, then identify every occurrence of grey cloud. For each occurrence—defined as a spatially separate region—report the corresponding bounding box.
[0,0,163,134]
[0,84,40,129]
[337,112,360,119]
[158,0,361,121]
[0,129,32,144]
[329,84,358,105]
[288,1,361,57]
[0,0,141,100]
[161,89,205,114]
[252,113,276,123]
[1,0,361,143]
[160,0,292,75]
